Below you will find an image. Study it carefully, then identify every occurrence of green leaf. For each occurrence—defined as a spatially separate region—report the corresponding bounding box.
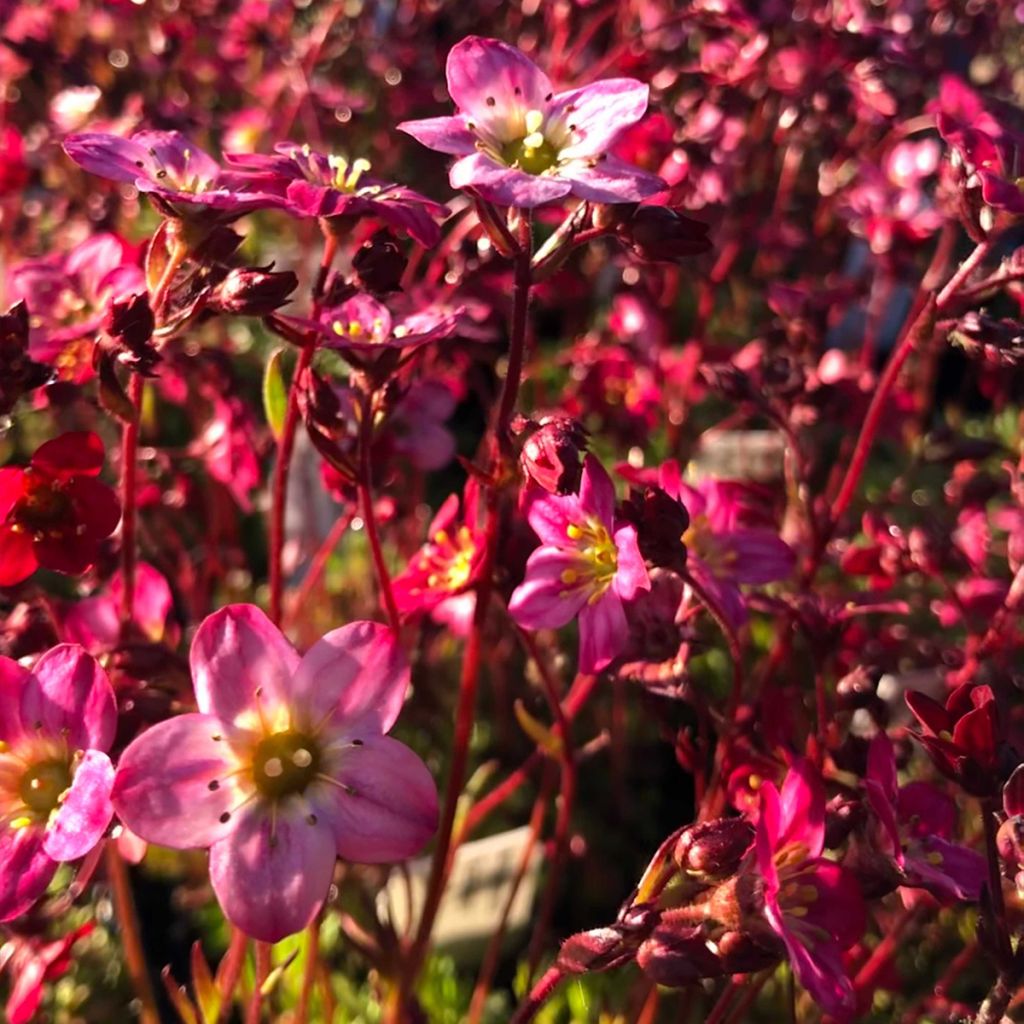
[263,347,288,440]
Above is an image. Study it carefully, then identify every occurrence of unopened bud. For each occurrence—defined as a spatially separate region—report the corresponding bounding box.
[213,267,298,315]
[673,818,753,879]
[0,302,51,415]
[615,205,712,263]
[516,415,589,494]
[353,230,408,294]
[621,486,689,572]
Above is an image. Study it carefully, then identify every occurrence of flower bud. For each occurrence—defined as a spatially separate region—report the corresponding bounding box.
[615,204,711,263]
[516,414,588,494]
[673,818,754,880]
[104,292,159,373]
[212,267,298,315]
[620,486,689,573]
[0,301,51,416]
[353,230,408,294]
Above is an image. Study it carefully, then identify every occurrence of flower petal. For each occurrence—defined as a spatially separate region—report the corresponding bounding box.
[777,759,825,859]
[291,621,410,736]
[0,657,29,744]
[0,467,25,519]
[209,801,336,942]
[0,524,39,587]
[31,431,105,479]
[111,714,241,849]
[558,156,667,204]
[66,476,122,543]
[548,79,650,159]
[43,750,114,861]
[579,455,616,523]
[612,525,649,601]
[0,827,56,921]
[312,735,438,862]
[445,37,551,140]
[509,548,589,630]
[23,645,115,751]
[63,132,152,184]
[190,604,301,726]
[450,153,572,208]
[398,115,478,156]
[578,591,628,673]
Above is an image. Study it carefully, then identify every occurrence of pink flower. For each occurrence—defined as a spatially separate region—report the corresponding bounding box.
[393,481,485,633]
[62,563,174,651]
[509,456,650,673]
[399,36,666,208]
[111,605,439,942]
[0,922,94,1024]
[0,647,117,921]
[755,761,864,1021]
[864,732,984,901]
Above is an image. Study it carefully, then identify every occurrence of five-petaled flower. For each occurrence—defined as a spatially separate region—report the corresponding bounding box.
[509,455,650,673]
[63,130,284,221]
[111,605,439,942]
[0,646,117,921]
[863,732,984,901]
[225,143,449,247]
[399,36,666,208]
[754,761,865,1021]
[0,432,121,587]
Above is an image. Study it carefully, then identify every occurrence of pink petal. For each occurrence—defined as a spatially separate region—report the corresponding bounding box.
[397,115,478,155]
[0,827,57,921]
[777,759,825,859]
[866,732,898,802]
[208,802,336,942]
[548,79,650,159]
[797,861,865,951]
[62,595,120,652]
[508,548,589,630]
[755,781,782,891]
[190,604,300,727]
[111,714,240,849]
[111,562,172,641]
[445,36,552,141]
[23,645,115,751]
[779,923,855,1022]
[578,591,627,673]
[43,750,114,861]
[290,621,410,735]
[449,153,572,208]
[312,735,438,862]
[559,155,667,204]
[905,837,985,901]
[0,657,29,745]
[522,487,582,547]
[579,455,616,523]
[612,525,650,601]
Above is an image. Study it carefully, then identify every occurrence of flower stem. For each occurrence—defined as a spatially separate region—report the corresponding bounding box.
[118,373,144,636]
[268,234,337,626]
[104,842,160,1024]
[393,234,533,1019]
[509,965,565,1024]
[295,917,320,1024]
[358,392,401,631]
[246,942,271,1024]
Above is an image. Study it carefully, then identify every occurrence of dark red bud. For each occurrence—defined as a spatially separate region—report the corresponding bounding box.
[0,301,51,415]
[621,486,689,572]
[353,230,408,294]
[673,818,754,879]
[518,415,589,494]
[213,267,298,315]
[615,205,712,263]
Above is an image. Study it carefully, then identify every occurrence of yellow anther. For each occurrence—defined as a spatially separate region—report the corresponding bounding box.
[798,884,818,903]
[560,569,579,585]
[789,906,808,918]
[346,158,371,190]
[434,530,450,545]
[10,817,32,830]
[566,524,582,539]
[926,851,944,866]
[524,109,545,134]
[748,773,762,790]
[522,131,545,151]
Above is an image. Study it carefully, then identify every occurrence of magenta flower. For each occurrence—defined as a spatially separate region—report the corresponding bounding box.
[0,646,117,921]
[654,461,794,627]
[863,732,984,901]
[63,130,284,220]
[509,456,650,673]
[225,143,448,247]
[393,480,485,634]
[398,36,666,208]
[7,233,143,384]
[111,605,438,942]
[755,761,864,1021]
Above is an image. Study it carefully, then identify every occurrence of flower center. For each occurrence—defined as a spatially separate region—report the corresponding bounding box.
[560,517,619,600]
[18,758,72,817]
[328,155,372,193]
[501,109,559,175]
[15,475,73,536]
[251,730,321,800]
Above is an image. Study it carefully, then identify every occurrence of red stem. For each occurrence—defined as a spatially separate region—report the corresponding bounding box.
[358,393,401,631]
[118,373,144,634]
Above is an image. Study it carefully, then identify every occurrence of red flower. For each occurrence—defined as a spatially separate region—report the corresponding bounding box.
[0,432,121,586]
[905,683,1000,797]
